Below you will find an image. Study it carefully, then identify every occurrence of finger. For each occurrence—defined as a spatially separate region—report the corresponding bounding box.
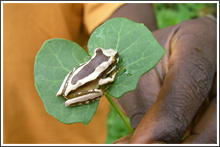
[182,97,217,144]
[118,68,162,129]
[113,134,132,144]
[130,17,217,143]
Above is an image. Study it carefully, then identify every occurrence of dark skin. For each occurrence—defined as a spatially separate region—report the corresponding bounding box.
[107,4,217,144]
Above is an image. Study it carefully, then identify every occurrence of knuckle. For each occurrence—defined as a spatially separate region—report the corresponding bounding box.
[189,58,215,92]
[151,110,187,143]
[160,124,184,143]
[161,108,189,143]
[171,56,215,105]
[183,58,216,105]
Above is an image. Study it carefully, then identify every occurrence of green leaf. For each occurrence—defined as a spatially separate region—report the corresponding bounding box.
[88,17,165,98]
[34,17,165,125]
[34,38,98,125]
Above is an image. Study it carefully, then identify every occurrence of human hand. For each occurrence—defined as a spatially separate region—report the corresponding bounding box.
[114,17,217,144]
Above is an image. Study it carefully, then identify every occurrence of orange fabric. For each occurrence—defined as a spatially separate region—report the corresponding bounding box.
[84,3,125,34]
[3,3,124,144]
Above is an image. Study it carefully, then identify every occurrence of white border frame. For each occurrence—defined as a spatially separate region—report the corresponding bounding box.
[1,1,219,146]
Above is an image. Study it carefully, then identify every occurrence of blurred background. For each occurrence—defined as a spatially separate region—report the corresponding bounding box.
[106,3,217,144]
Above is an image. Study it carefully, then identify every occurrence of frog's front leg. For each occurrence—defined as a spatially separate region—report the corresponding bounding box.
[99,67,122,86]
[99,74,117,86]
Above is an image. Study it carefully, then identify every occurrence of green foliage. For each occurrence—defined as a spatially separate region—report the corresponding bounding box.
[106,106,130,144]
[34,18,165,125]
[154,3,217,29]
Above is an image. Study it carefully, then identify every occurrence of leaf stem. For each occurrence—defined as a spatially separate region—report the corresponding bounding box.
[105,93,134,135]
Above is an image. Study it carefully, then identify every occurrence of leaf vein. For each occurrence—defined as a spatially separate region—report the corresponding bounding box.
[120,33,145,55]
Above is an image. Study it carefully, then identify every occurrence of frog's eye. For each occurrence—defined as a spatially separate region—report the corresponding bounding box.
[113,52,119,64]
[112,57,117,64]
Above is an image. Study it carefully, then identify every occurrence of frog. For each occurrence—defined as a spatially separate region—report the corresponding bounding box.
[56,47,120,107]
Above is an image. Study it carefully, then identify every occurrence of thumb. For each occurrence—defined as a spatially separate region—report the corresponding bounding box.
[130,18,216,144]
